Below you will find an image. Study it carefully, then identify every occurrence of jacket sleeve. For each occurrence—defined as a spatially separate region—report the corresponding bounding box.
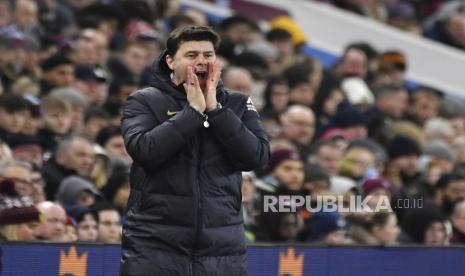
[121,93,203,169]
[207,97,270,171]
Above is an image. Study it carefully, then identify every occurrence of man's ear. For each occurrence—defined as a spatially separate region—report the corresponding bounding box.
[166,55,174,70]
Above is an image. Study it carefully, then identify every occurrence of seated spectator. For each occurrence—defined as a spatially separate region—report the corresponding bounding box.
[0,179,40,241]
[92,202,121,243]
[96,125,132,164]
[8,134,43,167]
[73,65,109,106]
[434,174,465,216]
[362,177,394,210]
[56,176,101,210]
[37,94,73,154]
[50,87,89,133]
[401,205,449,246]
[101,164,130,215]
[0,94,29,145]
[82,106,111,141]
[42,135,95,200]
[0,160,33,198]
[303,210,349,245]
[35,201,67,241]
[73,208,99,242]
[280,105,316,160]
[39,53,75,95]
[348,211,400,246]
[450,200,465,244]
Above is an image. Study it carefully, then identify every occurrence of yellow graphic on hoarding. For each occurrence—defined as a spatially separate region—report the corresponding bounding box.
[59,246,88,276]
[278,247,304,276]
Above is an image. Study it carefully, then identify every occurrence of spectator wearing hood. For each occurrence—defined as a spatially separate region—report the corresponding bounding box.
[56,176,101,211]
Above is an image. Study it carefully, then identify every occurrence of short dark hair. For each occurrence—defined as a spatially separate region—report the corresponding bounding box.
[0,94,29,113]
[96,125,122,147]
[165,25,220,57]
[84,106,110,123]
[436,174,465,190]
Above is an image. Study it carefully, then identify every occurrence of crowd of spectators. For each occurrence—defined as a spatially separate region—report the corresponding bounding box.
[0,0,465,249]
[317,0,465,50]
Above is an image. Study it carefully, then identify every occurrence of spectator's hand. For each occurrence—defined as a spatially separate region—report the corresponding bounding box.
[204,62,222,112]
[184,65,206,113]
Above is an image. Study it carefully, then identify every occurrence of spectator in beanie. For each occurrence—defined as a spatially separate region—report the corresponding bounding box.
[0,179,40,241]
[39,53,75,95]
[42,135,95,200]
[302,163,330,196]
[303,210,349,245]
[385,135,422,189]
[34,201,67,241]
[362,177,394,210]
[450,200,465,244]
[37,95,73,154]
[0,94,29,144]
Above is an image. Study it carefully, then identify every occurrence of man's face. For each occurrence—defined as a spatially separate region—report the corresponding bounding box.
[410,96,438,124]
[43,108,72,135]
[77,213,98,242]
[122,45,148,75]
[84,118,109,140]
[64,139,95,176]
[272,159,304,191]
[282,111,315,145]
[12,144,43,167]
[98,210,121,242]
[35,205,66,241]
[166,40,216,89]
[104,135,130,161]
[1,165,32,197]
[391,155,418,177]
[315,145,343,176]
[43,65,75,87]
[0,108,27,133]
[444,180,465,203]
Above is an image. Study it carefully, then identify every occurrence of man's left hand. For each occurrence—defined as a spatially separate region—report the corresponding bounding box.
[204,62,222,112]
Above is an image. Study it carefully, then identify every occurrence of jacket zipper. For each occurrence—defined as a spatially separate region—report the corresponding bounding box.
[191,127,205,275]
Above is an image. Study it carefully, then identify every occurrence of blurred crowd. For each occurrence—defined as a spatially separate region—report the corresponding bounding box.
[0,0,465,249]
[318,0,465,50]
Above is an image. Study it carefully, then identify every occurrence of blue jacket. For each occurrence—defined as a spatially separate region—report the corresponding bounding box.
[120,52,270,275]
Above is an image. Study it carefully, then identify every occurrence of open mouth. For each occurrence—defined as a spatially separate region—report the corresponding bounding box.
[195,71,207,81]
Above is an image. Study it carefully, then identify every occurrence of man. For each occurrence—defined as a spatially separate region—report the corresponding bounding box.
[0,160,33,198]
[280,105,316,160]
[120,26,269,275]
[34,201,67,241]
[92,203,121,243]
[41,135,95,200]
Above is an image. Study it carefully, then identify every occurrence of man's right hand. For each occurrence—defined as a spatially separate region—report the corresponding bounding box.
[184,65,206,113]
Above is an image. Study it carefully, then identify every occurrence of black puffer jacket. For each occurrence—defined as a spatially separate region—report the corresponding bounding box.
[120,52,270,276]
